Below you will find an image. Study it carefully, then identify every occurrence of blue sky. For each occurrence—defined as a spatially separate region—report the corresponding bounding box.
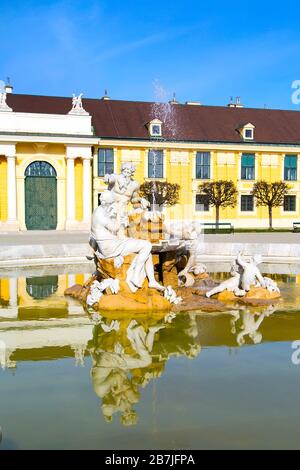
[1,0,300,109]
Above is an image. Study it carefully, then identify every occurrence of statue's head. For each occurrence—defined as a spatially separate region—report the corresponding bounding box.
[100,190,115,207]
[121,162,136,177]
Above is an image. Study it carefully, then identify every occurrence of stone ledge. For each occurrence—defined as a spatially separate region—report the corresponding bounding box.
[0,242,299,268]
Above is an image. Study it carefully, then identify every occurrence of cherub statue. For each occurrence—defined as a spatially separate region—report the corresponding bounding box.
[236,252,266,291]
[206,263,245,298]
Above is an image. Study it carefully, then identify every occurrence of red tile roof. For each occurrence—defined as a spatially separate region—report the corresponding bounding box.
[6,93,300,145]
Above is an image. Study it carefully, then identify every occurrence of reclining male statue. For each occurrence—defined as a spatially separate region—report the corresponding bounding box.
[90,191,164,293]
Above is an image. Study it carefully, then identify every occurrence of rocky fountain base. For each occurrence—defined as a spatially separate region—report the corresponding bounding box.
[65,246,281,314]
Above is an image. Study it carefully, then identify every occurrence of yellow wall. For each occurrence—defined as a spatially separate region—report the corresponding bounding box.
[0,156,8,221]
[93,144,300,228]
[75,158,83,221]
[0,278,9,302]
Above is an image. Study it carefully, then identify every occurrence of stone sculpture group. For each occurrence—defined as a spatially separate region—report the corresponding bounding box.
[65,163,280,313]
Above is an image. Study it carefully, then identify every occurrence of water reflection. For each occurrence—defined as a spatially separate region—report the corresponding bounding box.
[0,273,92,370]
[1,270,300,428]
[229,304,276,346]
[26,275,58,299]
[88,311,201,425]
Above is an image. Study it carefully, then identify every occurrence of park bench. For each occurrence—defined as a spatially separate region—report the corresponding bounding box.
[293,222,300,232]
[201,222,234,233]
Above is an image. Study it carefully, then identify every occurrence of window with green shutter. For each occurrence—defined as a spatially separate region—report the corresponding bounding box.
[241,154,255,180]
[284,155,297,181]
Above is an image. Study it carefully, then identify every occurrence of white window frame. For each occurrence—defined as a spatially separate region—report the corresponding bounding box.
[238,191,257,216]
[239,152,257,181]
[240,194,255,212]
[243,128,254,140]
[282,154,299,182]
[97,147,115,178]
[192,150,214,181]
[144,148,166,179]
[281,194,297,214]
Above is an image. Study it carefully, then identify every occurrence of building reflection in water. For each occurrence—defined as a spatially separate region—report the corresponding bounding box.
[88,311,201,426]
[0,273,92,370]
[1,272,300,425]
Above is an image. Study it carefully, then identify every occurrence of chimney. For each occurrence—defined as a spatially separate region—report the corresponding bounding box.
[169,92,178,104]
[102,89,110,100]
[228,96,244,108]
[4,77,13,93]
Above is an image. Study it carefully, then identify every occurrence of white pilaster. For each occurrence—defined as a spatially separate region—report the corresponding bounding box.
[83,156,92,223]
[65,155,76,229]
[9,277,18,308]
[6,155,19,230]
[65,145,92,231]
[68,274,76,288]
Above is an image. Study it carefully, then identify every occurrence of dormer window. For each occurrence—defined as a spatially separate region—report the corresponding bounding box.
[237,122,255,141]
[244,128,253,139]
[147,119,162,137]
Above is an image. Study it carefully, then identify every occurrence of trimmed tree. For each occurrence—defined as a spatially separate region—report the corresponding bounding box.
[140,181,180,209]
[251,180,290,230]
[198,180,238,227]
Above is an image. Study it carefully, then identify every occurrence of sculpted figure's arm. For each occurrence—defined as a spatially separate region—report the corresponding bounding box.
[237,252,247,268]
[254,268,266,287]
[130,181,141,204]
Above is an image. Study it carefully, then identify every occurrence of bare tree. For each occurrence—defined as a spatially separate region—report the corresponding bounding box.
[198,180,238,227]
[252,181,290,229]
[140,181,180,209]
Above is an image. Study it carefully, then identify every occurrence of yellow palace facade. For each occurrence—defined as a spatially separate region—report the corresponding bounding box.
[0,86,300,231]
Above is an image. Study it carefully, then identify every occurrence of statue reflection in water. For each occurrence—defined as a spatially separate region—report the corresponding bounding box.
[88,311,201,426]
[229,304,276,346]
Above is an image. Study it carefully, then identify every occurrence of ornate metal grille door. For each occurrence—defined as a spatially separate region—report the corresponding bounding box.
[25,162,57,230]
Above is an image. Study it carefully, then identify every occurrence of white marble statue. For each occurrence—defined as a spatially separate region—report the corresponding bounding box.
[178,238,207,287]
[256,276,280,293]
[0,92,12,112]
[206,252,279,298]
[206,253,280,297]
[236,252,266,291]
[164,285,182,304]
[68,93,89,115]
[90,191,164,293]
[206,264,245,298]
[86,278,120,307]
[105,163,149,215]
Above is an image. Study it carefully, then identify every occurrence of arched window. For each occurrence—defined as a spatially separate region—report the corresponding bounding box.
[25,161,57,177]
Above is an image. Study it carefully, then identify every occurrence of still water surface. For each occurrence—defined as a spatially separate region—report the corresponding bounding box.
[1,266,300,450]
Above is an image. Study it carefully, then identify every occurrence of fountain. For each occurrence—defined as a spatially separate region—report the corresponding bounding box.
[64,82,280,312]
[65,163,281,313]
